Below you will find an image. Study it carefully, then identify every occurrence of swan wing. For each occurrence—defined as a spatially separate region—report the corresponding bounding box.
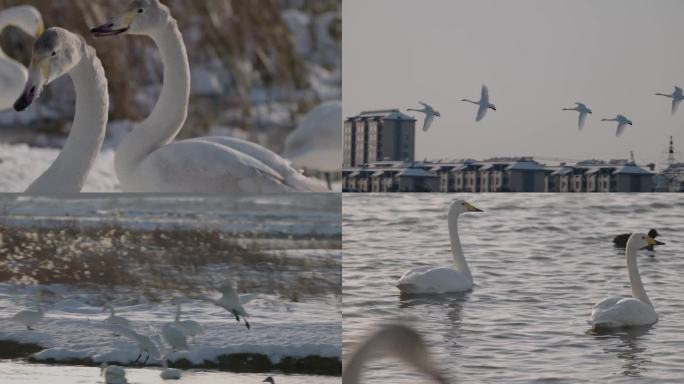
[476,103,488,122]
[423,114,435,132]
[616,122,627,137]
[131,140,292,193]
[282,101,342,171]
[590,297,657,328]
[480,85,489,104]
[194,137,326,191]
[672,98,682,115]
[0,57,28,110]
[397,267,472,294]
[578,111,588,130]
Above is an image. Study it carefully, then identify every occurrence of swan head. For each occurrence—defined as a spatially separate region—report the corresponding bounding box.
[0,6,44,38]
[262,377,275,384]
[434,111,442,117]
[449,200,483,216]
[91,0,171,38]
[627,233,664,251]
[489,104,497,111]
[14,28,84,112]
[218,279,236,293]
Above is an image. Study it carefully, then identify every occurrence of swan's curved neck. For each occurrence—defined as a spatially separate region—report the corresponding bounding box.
[115,17,190,180]
[463,99,479,105]
[448,212,472,282]
[625,245,652,307]
[26,41,108,194]
[343,341,372,384]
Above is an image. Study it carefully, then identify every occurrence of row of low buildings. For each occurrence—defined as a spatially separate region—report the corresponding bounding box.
[343,158,657,193]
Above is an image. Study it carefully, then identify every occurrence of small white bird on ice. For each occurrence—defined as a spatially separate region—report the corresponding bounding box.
[214,279,251,329]
[408,102,441,132]
[562,102,592,130]
[12,306,44,330]
[655,86,684,115]
[100,363,128,384]
[601,115,633,137]
[461,85,496,122]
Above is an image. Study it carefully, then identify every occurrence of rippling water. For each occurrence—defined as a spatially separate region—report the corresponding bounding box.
[343,194,684,384]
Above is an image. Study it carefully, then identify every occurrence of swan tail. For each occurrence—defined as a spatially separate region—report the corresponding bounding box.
[285,173,328,192]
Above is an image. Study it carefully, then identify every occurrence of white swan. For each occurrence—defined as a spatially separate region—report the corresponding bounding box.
[282,100,342,190]
[161,323,188,352]
[100,363,128,384]
[91,0,324,193]
[0,5,43,110]
[151,335,183,380]
[214,279,250,329]
[343,324,448,384]
[106,324,160,365]
[461,85,496,122]
[172,301,204,343]
[562,102,592,130]
[407,101,441,132]
[590,233,664,329]
[14,27,109,193]
[655,86,684,115]
[12,305,44,330]
[601,115,632,137]
[397,200,482,294]
[103,303,131,328]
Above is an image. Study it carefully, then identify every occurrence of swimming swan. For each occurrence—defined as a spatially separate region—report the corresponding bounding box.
[282,100,342,190]
[601,115,632,137]
[655,86,684,115]
[13,28,109,193]
[0,5,44,110]
[562,102,592,130]
[397,200,482,294]
[408,101,441,132]
[590,233,664,329]
[343,324,449,384]
[91,0,324,193]
[461,85,496,122]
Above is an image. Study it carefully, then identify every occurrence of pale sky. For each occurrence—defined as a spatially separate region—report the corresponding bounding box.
[343,0,684,168]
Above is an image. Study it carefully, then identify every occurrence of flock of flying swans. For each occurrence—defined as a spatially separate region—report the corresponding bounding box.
[408,84,682,138]
[0,1,340,193]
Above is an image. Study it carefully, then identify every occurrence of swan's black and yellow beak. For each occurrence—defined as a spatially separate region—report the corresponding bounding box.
[14,58,50,112]
[91,12,135,37]
[465,202,483,212]
[647,236,665,246]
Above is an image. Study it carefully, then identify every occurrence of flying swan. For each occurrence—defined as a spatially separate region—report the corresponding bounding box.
[590,233,664,329]
[601,115,632,137]
[91,0,325,193]
[0,5,44,110]
[461,85,496,122]
[407,101,441,132]
[655,86,684,115]
[343,324,449,384]
[397,200,482,294]
[13,28,109,193]
[213,279,251,329]
[562,102,592,130]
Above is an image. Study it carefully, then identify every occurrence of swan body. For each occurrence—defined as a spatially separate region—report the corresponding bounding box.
[14,27,109,193]
[407,101,441,132]
[12,306,44,330]
[655,86,684,115]
[214,279,250,329]
[590,233,663,329]
[103,304,131,328]
[100,364,128,384]
[562,102,592,130]
[173,302,204,343]
[106,324,160,365]
[601,115,632,137]
[91,0,324,193]
[283,101,342,173]
[263,377,275,384]
[461,85,496,122]
[160,367,182,380]
[161,323,189,351]
[397,200,482,294]
[343,324,448,384]
[0,5,44,110]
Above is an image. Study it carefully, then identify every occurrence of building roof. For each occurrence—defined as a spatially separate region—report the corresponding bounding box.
[350,109,416,121]
[507,160,545,171]
[613,164,653,175]
[397,168,439,178]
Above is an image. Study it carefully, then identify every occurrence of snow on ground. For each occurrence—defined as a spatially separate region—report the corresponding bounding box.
[0,144,120,193]
[0,283,341,367]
